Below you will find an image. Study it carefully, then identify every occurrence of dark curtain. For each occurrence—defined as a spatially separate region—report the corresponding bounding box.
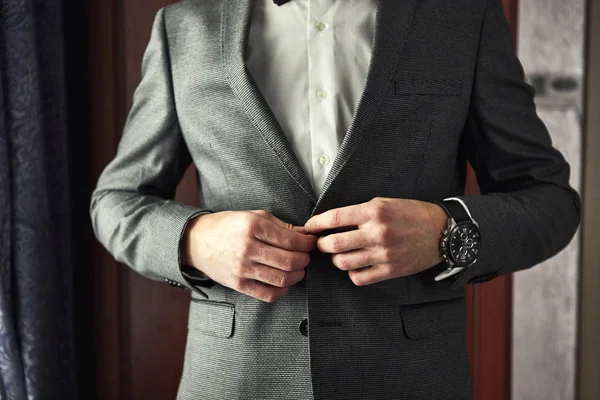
[0,0,76,399]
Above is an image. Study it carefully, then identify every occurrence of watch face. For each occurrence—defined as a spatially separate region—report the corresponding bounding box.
[448,222,481,267]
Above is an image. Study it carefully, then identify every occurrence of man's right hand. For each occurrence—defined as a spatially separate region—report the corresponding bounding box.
[180,210,317,303]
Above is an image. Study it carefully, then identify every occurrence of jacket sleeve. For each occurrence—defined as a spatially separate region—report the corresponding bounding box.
[447,0,581,289]
[89,7,213,298]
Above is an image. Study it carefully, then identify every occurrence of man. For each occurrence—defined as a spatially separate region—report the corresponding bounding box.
[89,0,581,399]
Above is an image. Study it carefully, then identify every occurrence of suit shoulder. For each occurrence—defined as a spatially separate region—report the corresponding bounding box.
[165,0,221,12]
[417,0,487,31]
[160,0,222,40]
[163,0,222,26]
[420,0,487,16]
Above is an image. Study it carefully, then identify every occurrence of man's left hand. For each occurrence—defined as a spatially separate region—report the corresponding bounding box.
[304,197,448,286]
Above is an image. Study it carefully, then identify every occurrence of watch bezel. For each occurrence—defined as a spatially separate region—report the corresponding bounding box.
[445,221,481,268]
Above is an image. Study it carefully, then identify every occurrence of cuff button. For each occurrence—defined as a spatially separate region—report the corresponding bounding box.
[299,319,309,337]
[165,278,185,288]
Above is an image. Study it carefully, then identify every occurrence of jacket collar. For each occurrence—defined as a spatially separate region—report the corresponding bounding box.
[221,0,416,209]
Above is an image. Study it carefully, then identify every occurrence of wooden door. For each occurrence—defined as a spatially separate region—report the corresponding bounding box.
[89,1,190,399]
[89,1,519,398]
[465,2,518,400]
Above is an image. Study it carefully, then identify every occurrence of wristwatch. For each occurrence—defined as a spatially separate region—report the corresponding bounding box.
[435,199,482,270]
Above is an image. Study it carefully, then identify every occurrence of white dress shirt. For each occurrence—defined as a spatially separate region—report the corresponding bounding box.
[246,0,469,281]
[246,0,377,196]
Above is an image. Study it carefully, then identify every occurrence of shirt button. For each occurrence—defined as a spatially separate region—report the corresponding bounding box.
[315,21,327,31]
[318,154,330,166]
[316,88,328,99]
[299,319,309,336]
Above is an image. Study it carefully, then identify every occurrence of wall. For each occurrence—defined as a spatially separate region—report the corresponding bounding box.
[579,0,600,398]
[512,1,585,399]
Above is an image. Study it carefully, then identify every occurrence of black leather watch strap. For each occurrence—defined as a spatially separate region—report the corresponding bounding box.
[436,200,471,224]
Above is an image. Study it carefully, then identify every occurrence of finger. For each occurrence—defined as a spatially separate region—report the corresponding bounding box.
[249,210,294,230]
[250,241,311,271]
[317,229,372,253]
[270,219,308,234]
[249,210,311,234]
[329,226,358,233]
[249,210,308,234]
[348,264,394,286]
[251,217,317,252]
[237,279,289,303]
[291,225,309,234]
[243,263,306,287]
[304,203,370,233]
[331,248,380,271]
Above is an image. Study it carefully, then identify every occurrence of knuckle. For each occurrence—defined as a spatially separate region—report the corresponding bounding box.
[279,255,292,270]
[380,247,393,262]
[369,197,381,207]
[349,271,365,286]
[293,269,306,284]
[376,225,392,243]
[232,276,246,291]
[289,253,306,270]
[299,252,310,268]
[370,203,386,222]
[287,254,302,270]
[282,234,294,249]
[331,236,342,252]
[232,261,247,277]
[383,264,395,275]
[280,271,298,287]
[241,226,254,239]
[239,242,253,260]
[245,283,263,300]
[254,210,269,217]
[277,273,289,287]
[304,219,313,232]
[334,255,351,271]
[330,210,341,226]
[240,216,257,236]
[263,290,279,304]
[360,252,371,266]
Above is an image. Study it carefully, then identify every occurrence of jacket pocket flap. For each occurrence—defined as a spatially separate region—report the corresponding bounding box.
[188,299,235,339]
[394,78,463,96]
[400,296,466,339]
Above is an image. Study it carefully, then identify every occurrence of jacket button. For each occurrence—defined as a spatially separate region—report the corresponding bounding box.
[299,318,309,336]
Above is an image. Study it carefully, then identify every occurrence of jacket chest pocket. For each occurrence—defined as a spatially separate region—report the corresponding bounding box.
[400,296,467,339]
[188,299,236,339]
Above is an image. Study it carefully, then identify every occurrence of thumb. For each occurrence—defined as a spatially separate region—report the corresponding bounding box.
[291,225,308,234]
[248,210,305,233]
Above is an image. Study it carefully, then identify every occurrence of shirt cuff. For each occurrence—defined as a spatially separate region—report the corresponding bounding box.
[181,264,212,282]
[435,266,464,281]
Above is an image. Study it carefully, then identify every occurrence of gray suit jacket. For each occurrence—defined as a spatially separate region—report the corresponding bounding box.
[89,0,581,399]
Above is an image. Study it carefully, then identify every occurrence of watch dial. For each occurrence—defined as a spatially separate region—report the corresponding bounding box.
[448,223,481,267]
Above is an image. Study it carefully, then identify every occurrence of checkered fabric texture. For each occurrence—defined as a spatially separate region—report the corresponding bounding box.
[89,0,581,399]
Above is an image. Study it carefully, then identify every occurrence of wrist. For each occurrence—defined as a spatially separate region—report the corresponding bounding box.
[428,202,449,265]
[435,199,482,269]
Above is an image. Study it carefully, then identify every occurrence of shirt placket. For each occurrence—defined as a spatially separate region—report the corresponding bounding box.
[307,0,339,196]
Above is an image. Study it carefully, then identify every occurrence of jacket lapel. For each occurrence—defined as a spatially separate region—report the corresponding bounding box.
[221,0,416,210]
[314,0,416,211]
[221,0,318,203]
